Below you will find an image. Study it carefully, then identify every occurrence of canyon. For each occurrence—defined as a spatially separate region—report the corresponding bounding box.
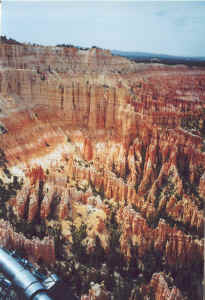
[0,41,204,300]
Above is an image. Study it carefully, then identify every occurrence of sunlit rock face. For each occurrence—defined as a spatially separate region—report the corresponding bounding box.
[0,41,204,299]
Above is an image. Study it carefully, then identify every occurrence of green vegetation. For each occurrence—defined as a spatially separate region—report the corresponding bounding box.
[201,143,205,152]
[0,148,8,167]
[70,223,87,264]
[0,156,23,220]
[106,212,123,271]
[47,223,65,260]
[47,195,61,220]
[67,136,71,143]
[181,116,204,137]
[11,216,47,239]
[0,124,7,134]
[56,44,75,48]
[91,46,101,49]
[153,173,175,211]
[0,35,22,45]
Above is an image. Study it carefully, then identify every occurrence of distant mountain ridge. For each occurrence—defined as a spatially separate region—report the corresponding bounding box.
[111,49,205,61]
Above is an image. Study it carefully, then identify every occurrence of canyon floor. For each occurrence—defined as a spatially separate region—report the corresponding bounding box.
[0,40,204,300]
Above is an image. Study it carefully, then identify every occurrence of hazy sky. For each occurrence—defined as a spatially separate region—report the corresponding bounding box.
[2,1,205,57]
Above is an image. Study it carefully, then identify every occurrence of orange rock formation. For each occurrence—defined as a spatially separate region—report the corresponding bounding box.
[0,41,204,299]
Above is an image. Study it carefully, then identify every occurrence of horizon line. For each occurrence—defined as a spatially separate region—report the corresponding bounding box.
[1,36,205,59]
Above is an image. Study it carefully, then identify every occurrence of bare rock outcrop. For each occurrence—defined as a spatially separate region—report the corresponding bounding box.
[0,40,204,299]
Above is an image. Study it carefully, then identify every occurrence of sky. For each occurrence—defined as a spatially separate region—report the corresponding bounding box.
[2,1,205,57]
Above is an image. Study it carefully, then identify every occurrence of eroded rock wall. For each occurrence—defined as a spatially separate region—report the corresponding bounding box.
[0,41,204,300]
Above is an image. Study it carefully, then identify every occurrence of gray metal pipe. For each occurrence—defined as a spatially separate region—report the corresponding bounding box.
[0,247,53,300]
[33,292,53,300]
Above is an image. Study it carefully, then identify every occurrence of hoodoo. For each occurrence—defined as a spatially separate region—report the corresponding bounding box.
[0,39,204,300]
